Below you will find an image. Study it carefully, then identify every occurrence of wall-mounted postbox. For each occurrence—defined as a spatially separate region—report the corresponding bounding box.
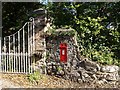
[59,43,67,63]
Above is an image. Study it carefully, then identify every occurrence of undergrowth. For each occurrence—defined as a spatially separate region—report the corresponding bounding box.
[27,71,43,84]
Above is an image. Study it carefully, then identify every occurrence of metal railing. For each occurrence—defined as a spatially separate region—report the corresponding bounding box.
[1,17,35,74]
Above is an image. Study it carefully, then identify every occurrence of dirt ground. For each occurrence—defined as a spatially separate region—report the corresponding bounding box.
[0,73,119,88]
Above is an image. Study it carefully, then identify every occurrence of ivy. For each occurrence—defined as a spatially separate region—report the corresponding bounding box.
[46,27,75,37]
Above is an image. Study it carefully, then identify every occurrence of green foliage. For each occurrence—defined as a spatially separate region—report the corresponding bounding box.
[76,16,119,65]
[46,27,75,37]
[47,2,120,66]
[57,66,63,72]
[82,46,114,65]
[2,2,44,37]
[3,2,120,66]
[27,71,42,83]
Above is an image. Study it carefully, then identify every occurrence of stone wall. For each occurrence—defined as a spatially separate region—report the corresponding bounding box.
[45,29,119,86]
[32,9,120,85]
[46,36,78,64]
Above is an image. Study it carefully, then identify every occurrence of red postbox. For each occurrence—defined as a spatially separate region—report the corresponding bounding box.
[59,43,67,63]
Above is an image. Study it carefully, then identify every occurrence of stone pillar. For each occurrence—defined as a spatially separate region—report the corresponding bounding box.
[31,8,48,74]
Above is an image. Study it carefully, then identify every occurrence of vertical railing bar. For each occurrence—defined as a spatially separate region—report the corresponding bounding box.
[25,52,27,74]
[21,52,22,72]
[4,37,6,72]
[7,52,8,72]
[32,18,35,72]
[11,55,13,72]
[2,52,6,72]
[1,51,3,72]
[15,35,17,72]
[3,54,5,72]
[28,22,30,74]
[0,52,2,72]
[3,54,4,72]
[5,54,6,72]
[30,23,33,72]
[16,52,17,72]
[10,35,14,72]
[13,35,15,72]
[32,18,35,52]
[0,56,1,72]
[8,36,11,72]
[23,26,25,73]
[18,31,20,72]
[29,22,31,73]
[30,58,32,73]
[1,53,3,72]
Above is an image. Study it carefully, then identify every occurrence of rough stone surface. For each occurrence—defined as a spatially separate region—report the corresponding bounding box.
[44,33,120,85]
[106,72,119,81]
[101,65,119,73]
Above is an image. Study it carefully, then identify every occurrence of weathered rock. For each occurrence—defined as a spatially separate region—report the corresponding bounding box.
[72,59,78,67]
[76,60,86,69]
[77,59,100,73]
[70,70,81,77]
[84,58,101,72]
[101,65,119,73]
[59,70,65,75]
[106,72,119,81]
[91,74,97,80]
[63,69,82,82]
[77,78,82,83]
[44,29,119,84]
[95,79,108,85]
[96,71,119,81]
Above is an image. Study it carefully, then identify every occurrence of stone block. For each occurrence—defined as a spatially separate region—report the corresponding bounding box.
[101,65,119,73]
[106,72,119,81]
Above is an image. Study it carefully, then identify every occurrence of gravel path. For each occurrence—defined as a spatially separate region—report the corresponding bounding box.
[0,73,91,88]
[0,79,21,88]
[0,74,23,89]
[0,73,119,88]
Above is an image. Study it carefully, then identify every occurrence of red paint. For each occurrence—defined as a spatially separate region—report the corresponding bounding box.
[59,43,67,63]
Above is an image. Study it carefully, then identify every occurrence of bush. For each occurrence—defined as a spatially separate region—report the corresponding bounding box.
[27,71,42,84]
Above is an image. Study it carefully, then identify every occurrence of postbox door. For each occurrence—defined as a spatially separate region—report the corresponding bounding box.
[60,43,67,63]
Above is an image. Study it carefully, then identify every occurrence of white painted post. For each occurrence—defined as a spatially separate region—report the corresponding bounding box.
[21,52,22,72]
[32,18,35,53]
[16,52,17,72]
[32,18,36,72]
[7,52,8,72]
[8,36,11,72]
[12,35,15,72]
[1,51,3,72]
[30,22,33,73]
[23,27,25,73]
[25,52,27,74]
[28,22,30,73]
[18,31,20,72]
[4,37,6,72]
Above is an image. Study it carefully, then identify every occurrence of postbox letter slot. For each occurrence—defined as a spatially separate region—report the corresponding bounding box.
[62,49,65,55]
